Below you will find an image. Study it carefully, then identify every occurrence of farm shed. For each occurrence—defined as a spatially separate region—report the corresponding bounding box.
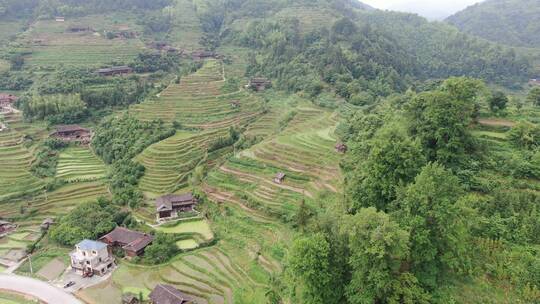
[274,172,286,184]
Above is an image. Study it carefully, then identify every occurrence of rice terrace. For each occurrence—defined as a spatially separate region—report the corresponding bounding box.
[1,0,540,303]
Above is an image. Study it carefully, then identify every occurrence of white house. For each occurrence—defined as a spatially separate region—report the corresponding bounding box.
[70,239,115,277]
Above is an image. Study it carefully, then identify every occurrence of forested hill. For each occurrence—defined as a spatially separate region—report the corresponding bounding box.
[204,0,529,104]
[446,0,540,48]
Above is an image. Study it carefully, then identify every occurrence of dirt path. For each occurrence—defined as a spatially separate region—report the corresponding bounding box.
[219,166,314,198]
[478,118,516,127]
[203,185,275,224]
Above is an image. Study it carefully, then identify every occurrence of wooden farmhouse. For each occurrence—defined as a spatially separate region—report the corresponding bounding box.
[335,143,348,153]
[274,172,286,184]
[0,94,18,112]
[155,194,198,222]
[0,220,16,236]
[192,50,216,61]
[70,239,115,277]
[149,284,194,304]
[99,227,153,258]
[67,25,92,33]
[50,125,92,143]
[248,78,272,92]
[97,66,133,76]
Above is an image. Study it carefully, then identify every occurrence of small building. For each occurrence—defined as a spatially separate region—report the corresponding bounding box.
[55,16,65,22]
[0,220,16,235]
[248,78,272,92]
[530,79,540,86]
[335,143,348,153]
[192,50,216,61]
[122,292,140,304]
[50,125,92,143]
[40,218,55,231]
[70,239,115,277]
[274,172,286,184]
[149,284,194,304]
[99,227,153,258]
[230,100,240,108]
[0,94,18,108]
[67,25,92,33]
[155,194,198,222]
[97,66,133,77]
[0,123,7,132]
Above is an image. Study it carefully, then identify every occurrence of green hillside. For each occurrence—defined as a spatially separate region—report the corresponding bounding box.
[0,0,539,303]
[447,0,540,48]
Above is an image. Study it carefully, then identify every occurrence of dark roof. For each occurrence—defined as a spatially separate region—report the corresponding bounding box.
[100,227,153,252]
[156,194,197,211]
[149,284,192,304]
[250,78,270,84]
[0,94,18,102]
[122,293,138,303]
[42,218,54,225]
[54,125,89,133]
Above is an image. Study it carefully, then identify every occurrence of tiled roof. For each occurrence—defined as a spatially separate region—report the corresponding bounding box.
[77,239,107,251]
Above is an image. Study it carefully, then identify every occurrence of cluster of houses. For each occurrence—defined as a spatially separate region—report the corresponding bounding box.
[49,124,92,144]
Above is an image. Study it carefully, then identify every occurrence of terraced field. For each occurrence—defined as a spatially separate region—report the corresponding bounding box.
[0,113,44,202]
[136,129,228,198]
[22,16,144,69]
[130,60,263,129]
[206,101,342,220]
[56,147,107,182]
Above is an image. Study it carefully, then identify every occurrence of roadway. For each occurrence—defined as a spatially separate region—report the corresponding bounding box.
[0,273,83,304]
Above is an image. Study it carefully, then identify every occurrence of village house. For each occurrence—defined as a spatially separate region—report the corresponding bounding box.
[274,172,286,184]
[155,194,198,222]
[67,25,93,33]
[149,284,194,304]
[191,50,216,61]
[40,218,55,231]
[99,227,153,258]
[0,220,16,236]
[530,79,540,86]
[335,143,348,153]
[97,66,133,77]
[50,125,92,143]
[0,94,18,111]
[248,78,272,92]
[70,239,115,277]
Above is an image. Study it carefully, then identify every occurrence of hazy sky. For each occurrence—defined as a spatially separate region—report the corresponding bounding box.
[360,0,485,20]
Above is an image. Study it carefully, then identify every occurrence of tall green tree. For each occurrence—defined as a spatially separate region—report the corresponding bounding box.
[343,207,429,304]
[346,123,425,212]
[527,87,540,106]
[287,233,343,304]
[406,78,481,168]
[397,163,472,288]
[488,90,508,112]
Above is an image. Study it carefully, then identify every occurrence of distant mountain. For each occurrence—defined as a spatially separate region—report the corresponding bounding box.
[446,0,540,47]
